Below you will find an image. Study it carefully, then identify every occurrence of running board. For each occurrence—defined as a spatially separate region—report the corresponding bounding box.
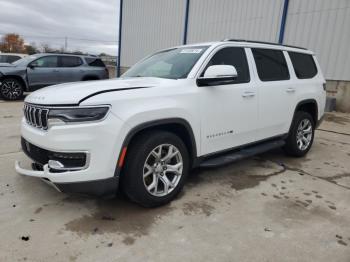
[199,139,285,168]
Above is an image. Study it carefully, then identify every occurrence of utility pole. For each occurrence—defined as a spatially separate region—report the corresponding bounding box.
[64,37,68,52]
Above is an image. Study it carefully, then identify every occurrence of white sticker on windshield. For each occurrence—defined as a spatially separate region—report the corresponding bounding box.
[180,49,203,54]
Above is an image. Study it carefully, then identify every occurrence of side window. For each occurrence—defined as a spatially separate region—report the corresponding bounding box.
[31,56,58,68]
[288,52,317,79]
[252,48,290,81]
[7,55,21,63]
[0,55,6,63]
[85,58,106,67]
[201,47,250,84]
[59,56,83,67]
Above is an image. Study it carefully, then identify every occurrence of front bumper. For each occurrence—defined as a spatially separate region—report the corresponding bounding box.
[15,161,119,196]
[15,111,128,196]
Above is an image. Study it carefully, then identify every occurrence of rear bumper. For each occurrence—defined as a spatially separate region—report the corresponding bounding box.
[15,160,119,197]
[316,115,325,129]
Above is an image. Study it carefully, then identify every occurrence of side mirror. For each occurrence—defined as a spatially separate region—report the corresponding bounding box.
[197,65,238,86]
[28,63,36,69]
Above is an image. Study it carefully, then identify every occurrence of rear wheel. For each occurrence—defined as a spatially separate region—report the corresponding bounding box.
[0,78,24,100]
[121,130,189,207]
[284,111,315,157]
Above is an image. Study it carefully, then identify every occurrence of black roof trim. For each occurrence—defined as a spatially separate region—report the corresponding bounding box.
[79,86,153,104]
[222,39,307,50]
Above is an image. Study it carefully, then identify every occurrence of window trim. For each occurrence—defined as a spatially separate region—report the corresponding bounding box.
[251,48,290,82]
[196,45,251,85]
[288,51,318,79]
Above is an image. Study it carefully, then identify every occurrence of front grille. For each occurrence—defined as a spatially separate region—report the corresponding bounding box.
[21,138,87,168]
[23,104,49,130]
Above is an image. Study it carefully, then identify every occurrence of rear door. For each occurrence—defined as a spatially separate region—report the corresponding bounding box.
[251,48,295,140]
[199,46,258,155]
[27,56,59,89]
[57,56,85,83]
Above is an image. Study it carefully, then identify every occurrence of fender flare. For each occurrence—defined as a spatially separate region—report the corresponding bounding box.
[114,118,198,176]
[289,99,319,132]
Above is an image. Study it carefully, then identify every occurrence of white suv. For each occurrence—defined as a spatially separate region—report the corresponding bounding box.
[15,40,326,207]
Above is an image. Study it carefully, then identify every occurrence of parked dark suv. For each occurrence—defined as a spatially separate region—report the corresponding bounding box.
[0,53,109,100]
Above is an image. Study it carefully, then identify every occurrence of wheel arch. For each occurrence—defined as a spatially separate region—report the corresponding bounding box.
[1,75,28,91]
[82,75,100,81]
[115,118,198,176]
[290,99,318,131]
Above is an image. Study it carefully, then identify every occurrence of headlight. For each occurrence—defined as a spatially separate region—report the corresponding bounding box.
[48,106,110,123]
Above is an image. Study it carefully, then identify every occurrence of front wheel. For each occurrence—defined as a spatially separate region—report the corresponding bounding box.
[121,130,189,207]
[284,111,315,157]
[0,78,24,100]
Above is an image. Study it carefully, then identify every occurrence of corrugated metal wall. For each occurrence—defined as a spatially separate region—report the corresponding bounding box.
[283,0,350,81]
[120,0,350,80]
[187,0,284,43]
[120,0,186,67]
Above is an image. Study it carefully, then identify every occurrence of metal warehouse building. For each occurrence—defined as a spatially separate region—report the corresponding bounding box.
[117,0,350,111]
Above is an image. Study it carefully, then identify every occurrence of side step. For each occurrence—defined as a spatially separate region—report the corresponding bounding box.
[199,139,285,168]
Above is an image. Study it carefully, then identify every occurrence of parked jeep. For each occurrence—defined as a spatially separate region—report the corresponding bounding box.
[0,53,109,100]
[16,40,326,207]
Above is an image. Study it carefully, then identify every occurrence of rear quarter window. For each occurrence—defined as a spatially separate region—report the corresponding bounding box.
[288,52,318,79]
[252,48,290,81]
[85,58,106,67]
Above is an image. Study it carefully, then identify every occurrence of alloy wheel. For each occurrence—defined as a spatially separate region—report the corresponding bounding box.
[143,144,183,197]
[296,119,313,151]
[1,80,22,100]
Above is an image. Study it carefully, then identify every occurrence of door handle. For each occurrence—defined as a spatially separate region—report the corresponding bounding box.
[286,87,296,93]
[53,69,59,73]
[242,91,256,98]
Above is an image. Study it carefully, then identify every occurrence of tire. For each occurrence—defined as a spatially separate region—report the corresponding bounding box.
[121,130,189,207]
[0,78,24,100]
[284,111,315,157]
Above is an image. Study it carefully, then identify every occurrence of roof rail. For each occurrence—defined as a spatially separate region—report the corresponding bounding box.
[222,39,307,50]
[43,51,98,57]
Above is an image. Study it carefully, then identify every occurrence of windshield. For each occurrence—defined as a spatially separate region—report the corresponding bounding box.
[12,55,39,66]
[122,46,209,79]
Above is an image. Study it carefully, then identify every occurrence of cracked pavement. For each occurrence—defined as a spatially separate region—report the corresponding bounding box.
[0,101,350,262]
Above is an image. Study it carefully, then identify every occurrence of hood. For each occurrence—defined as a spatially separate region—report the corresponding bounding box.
[0,63,15,67]
[25,77,175,105]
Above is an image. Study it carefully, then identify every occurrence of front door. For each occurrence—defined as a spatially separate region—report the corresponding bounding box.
[27,56,60,89]
[199,47,258,155]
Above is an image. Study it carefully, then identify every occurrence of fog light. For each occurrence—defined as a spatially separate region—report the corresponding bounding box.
[48,160,65,170]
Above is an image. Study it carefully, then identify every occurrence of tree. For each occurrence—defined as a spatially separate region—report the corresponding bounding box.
[24,42,38,55]
[0,33,25,53]
[1,34,23,53]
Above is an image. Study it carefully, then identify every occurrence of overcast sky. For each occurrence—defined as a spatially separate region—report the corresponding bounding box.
[0,0,119,55]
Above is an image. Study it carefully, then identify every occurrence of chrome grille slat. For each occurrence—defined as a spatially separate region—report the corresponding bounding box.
[37,108,42,127]
[23,104,49,130]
